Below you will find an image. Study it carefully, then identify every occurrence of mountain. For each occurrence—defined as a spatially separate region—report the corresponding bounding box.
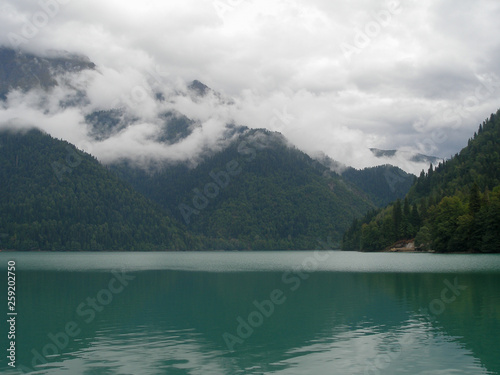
[310,153,415,207]
[343,110,500,253]
[341,165,414,207]
[188,79,233,104]
[370,148,443,165]
[188,80,211,97]
[0,129,200,251]
[0,47,418,251]
[0,127,381,251]
[0,47,95,100]
[111,129,376,249]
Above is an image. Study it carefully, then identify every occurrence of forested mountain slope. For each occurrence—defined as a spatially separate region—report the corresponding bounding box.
[112,129,376,249]
[343,110,500,253]
[0,128,377,251]
[0,46,419,251]
[342,165,414,207]
[0,129,199,251]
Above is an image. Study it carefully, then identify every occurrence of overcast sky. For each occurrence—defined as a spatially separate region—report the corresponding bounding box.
[2,0,500,173]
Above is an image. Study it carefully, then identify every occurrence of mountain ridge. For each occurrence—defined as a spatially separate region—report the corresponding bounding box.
[343,110,500,253]
[0,128,199,251]
[110,128,379,249]
[0,47,429,250]
[0,47,95,100]
[0,46,436,174]
[369,148,443,165]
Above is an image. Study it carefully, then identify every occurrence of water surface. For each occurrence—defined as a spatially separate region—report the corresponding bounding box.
[1,252,499,374]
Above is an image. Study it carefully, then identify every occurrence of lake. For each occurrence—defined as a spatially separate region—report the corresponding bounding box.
[1,251,500,375]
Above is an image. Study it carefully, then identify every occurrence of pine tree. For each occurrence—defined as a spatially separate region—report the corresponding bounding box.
[410,203,421,231]
[469,183,481,216]
[403,197,410,217]
[392,199,402,240]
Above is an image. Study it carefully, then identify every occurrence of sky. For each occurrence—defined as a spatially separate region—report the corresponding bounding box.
[1,0,500,174]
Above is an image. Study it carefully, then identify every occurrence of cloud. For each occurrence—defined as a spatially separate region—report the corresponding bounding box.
[0,88,87,143]
[1,0,500,174]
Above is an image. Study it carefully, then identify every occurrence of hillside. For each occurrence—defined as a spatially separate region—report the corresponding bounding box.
[342,110,500,253]
[111,129,376,249]
[0,129,199,251]
[0,47,419,251]
[0,47,95,99]
[341,165,414,207]
[0,127,390,251]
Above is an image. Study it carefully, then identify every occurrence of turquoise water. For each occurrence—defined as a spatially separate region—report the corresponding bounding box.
[1,251,500,374]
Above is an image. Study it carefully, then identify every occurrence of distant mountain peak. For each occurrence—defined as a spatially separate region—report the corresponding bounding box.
[188,80,211,97]
[187,79,234,105]
[0,47,95,99]
[369,148,442,165]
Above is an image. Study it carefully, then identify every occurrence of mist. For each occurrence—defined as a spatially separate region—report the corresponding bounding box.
[2,0,500,174]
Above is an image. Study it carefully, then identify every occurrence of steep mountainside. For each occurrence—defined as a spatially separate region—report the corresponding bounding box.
[0,47,418,251]
[343,110,500,253]
[0,129,199,251]
[111,129,376,249]
[0,47,95,99]
[342,165,414,207]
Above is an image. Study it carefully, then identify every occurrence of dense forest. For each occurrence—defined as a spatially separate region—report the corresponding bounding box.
[342,165,414,207]
[0,129,200,251]
[0,127,410,251]
[112,130,377,249]
[1,46,497,252]
[0,46,417,251]
[343,110,500,253]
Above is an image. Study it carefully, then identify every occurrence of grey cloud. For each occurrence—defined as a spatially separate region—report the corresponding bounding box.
[1,0,500,174]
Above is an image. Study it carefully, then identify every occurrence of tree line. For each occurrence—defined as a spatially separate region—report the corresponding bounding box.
[343,110,500,253]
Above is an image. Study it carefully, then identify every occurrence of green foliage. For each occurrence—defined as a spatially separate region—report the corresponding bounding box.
[410,111,500,201]
[415,226,431,250]
[428,196,467,252]
[341,165,414,207]
[342,109,500,253]
[0,129,198,251]
[473,187,500,253]
[469,183,481,216]
[0,127,385,251]
[113,130,376,249]
[392,199,403,239]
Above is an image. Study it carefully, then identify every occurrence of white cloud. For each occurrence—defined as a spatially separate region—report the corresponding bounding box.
[1,0,500,173]
[0,89,87,144]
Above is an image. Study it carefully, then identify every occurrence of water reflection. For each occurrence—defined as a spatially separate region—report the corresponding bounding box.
[1,257,499,374]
